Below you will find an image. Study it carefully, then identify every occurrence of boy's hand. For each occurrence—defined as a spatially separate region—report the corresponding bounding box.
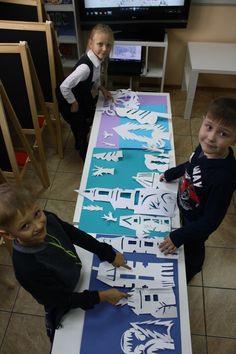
[159,174,167,182]
[99,289,129,305]
[112,252,132,270]
[159,236,177,255]
[70,100,79,113]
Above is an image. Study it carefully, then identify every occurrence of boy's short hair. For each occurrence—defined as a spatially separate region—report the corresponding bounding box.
[207,97,236,128]
[0,183,34,228]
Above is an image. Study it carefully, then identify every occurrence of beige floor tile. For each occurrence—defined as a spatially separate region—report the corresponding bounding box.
[191,135,199,151]
[13,287,45,316]
[22,169,56,199]
[191,89,214,118]
[207,336,236,354]
[203,247,236,288]
[187,286,206,335]
[170,99,185,116]
[47,172,81,202]
[0,244,12,266]
[0,311,10,344]
[45,199,76,224]
[0,313,51,354]
[204,287,236,338]
[174,135,193,158]
[45,147,61,172]
[57,148,84,173]
[190,117,202,136]
[0,266,19,311]
[188,271,203,286]
[172,116,191,136]
[166,87,187,101]
[175,155,189,165]
[191,335,207,354]
[206,214,236,248]
[212,88,236,99]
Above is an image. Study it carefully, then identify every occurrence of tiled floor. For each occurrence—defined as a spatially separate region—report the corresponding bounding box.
[0,86,236,354]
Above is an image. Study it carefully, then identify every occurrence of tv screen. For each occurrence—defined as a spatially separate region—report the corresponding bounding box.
[79,0,192,41]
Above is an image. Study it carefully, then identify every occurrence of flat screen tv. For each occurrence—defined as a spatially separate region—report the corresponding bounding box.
[79,0,192,41]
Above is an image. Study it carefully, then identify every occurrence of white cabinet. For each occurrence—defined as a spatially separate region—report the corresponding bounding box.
[111,34,168,92]
[44,0,82,71]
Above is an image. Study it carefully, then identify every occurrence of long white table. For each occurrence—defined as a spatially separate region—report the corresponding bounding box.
[52,92,192,354]
[181,42,236,119]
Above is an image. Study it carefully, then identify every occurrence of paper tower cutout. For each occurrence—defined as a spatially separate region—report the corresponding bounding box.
[93,261,174,288]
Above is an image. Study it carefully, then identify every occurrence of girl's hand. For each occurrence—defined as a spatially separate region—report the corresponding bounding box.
[100,86,112,100]
[159,236,177,255]
[70,100,79,113]
[112,252,131,270]
[99,289,129,305]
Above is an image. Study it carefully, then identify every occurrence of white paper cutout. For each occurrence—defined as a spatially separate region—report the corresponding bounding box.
[92,166,115,176]
[113,122,170,148]
[103,141,116,147]
[79,187,176,217]
[144,154,169,172]
[99,236,179,259]
[132,172,178,194]
[119,214,171,237]
[82,205,103,211]
[121,320,175,354]
[116,107,158,125]
[118,288,177,318]
[102,89,140,116]
[94,261,174,288]
[103,130,113,139]
[93,150,123,162]
[101,212,117,222]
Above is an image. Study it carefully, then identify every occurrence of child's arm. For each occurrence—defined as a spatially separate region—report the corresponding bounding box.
[160,161,188,182]
[99,289,129,305]
[99,85,112,100]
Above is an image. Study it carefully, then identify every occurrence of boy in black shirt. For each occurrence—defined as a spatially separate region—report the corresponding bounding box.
[159,97,236,282]
[0,183,130,341]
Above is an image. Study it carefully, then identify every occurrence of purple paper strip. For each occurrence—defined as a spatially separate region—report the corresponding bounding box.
[96,113,119,147]
[139,95,168,106]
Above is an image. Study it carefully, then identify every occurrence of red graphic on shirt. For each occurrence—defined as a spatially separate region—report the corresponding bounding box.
[179,175,200,210]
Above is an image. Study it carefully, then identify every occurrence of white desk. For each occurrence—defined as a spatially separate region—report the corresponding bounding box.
[181,42,236,119]
[52,92,192,354]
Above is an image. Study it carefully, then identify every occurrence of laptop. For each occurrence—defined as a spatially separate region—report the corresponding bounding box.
[108,44,143,76]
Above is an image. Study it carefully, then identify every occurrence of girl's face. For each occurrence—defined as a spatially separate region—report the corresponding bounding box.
[88,31,113,60]
[7,204,47,246]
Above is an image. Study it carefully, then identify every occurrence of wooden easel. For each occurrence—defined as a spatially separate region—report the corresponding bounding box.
[0,0,46,22]
[0,20,64,157]
[0,80,49,188]
[0,42,51,187]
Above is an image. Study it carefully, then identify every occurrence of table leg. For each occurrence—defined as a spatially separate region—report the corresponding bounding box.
[184,71,199,119]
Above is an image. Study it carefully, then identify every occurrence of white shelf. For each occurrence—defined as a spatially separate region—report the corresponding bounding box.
[44,0,81,73]
[112,34,168,92]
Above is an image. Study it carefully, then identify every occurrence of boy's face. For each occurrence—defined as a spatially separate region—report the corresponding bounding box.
[4,204,47,246]
[88,31,112,61]
[199,112,236,159]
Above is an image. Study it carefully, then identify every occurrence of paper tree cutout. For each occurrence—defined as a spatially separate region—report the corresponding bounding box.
[102,212,117,222]
[121,320,175,353]
[113,122,170,149]
[116,107,158,125]
[119,288,177,318]
[144,154,169,172]
[93,150,123,162]
[119,214,171,237]
[82,205,103,211]
[92,166,115,176]
[93,261,174,288]
[98,236,179,259]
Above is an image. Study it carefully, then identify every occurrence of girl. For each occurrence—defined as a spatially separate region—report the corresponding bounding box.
[56,24,114,159]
